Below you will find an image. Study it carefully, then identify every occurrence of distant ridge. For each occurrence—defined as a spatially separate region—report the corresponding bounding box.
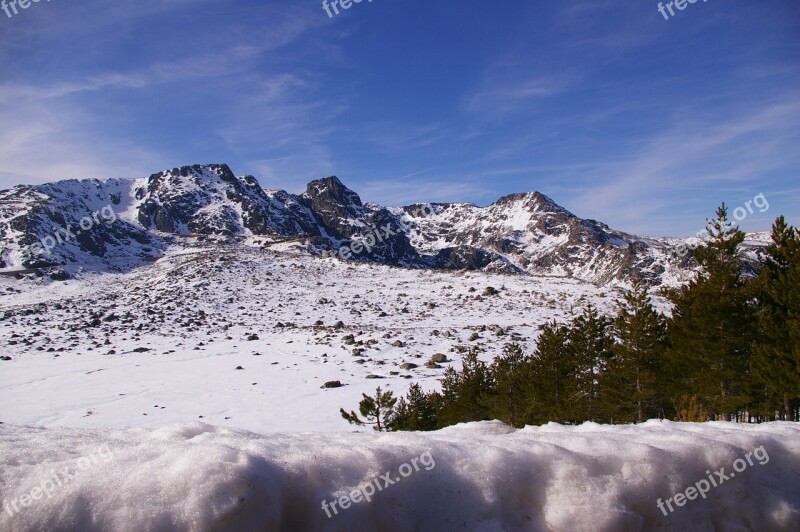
[0,164,767,286]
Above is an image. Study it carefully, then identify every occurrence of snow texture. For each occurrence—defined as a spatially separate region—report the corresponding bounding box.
[1,421,798,531]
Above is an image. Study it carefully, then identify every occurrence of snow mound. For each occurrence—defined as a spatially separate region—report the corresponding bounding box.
[1,421,799,531]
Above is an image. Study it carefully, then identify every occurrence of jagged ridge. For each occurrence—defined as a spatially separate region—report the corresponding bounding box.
[0,163,740,286]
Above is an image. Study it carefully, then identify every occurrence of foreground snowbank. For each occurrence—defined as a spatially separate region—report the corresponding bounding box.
[1,420,798,531]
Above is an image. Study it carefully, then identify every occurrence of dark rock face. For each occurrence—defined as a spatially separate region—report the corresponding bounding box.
[0,163,742,286]
[301,176,364,239]
[135,164,322,238]
[0,180,160,271]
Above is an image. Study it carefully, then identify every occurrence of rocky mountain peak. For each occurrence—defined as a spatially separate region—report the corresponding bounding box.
[492,191,572,217]
[300,176,365,239]
[303,176,363,208]
[0,163,731,287]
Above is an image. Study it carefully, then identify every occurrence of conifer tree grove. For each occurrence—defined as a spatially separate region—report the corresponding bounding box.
[751,216,800,421]
[338,208,798,430]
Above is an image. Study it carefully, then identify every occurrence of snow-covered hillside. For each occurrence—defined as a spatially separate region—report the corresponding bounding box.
[1,421,798,531]
[0,165,790,532]
[0,244,627,433]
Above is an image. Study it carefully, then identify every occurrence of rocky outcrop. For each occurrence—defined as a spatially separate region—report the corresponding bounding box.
[1,163,765,286]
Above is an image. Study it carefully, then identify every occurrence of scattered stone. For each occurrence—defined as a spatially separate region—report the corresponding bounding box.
[321,380,343,389]
[430,353,448,363]
[49,270,70,281]
[400,362,417,370]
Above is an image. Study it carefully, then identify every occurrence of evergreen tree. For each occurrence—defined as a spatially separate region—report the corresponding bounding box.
[529,321,575,424]
[340,386,397,431]
[608,282,668,422]
[568,305,614,422]
[483,343,534,427]
[751,216,800,420]
[666,205,756,420]
[437,348,493,427]
[390,383,439,431]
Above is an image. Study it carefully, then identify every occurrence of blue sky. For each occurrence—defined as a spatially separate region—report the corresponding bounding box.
[0,0,797,236]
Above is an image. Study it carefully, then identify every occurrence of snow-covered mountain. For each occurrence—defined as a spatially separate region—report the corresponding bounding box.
[1,167,794,532]
[0,163,767,286]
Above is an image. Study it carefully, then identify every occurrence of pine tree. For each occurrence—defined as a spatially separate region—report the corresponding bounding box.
[437,348,493,427]
[529,321,575,424]
[389,383,439,431]
[751,216,800,421]
[666,205,755,421]
[340,386,397,431]
[483,343,534,428]
[568,305,614,422]
[608,281,668,422]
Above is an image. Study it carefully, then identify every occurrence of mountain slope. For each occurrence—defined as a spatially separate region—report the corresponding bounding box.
[0,163,765,286]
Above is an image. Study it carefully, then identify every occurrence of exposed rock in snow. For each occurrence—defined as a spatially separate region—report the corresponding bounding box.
[3,163,769,286]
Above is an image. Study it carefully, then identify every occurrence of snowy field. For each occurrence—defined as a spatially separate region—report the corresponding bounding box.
[2,244,799,531]
[1,420,798,531]
[0,244,630,433]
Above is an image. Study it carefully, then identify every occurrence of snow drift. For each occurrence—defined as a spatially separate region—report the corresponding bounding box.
[1,420,799,531]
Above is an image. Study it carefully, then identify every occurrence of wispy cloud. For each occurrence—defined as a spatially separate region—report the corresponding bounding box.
[566,96,800,234]
[462,75,576,117]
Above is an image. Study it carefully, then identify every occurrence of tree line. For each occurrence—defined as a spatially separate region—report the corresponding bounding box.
[341,206,800,430]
